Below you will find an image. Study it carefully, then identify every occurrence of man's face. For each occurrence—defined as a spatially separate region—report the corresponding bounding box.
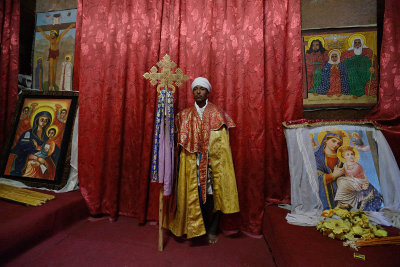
[23,108,29,115]
[354,39,362,48]
[61,110,67,118]
[331,54,338,62]
[193,85,209,104]
[312,41,320,52]
[50,32,56,39]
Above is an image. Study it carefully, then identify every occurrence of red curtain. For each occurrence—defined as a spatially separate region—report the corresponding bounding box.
[76,0,302,234]
[75,0,162,220]
[367,0,400,164]
[0,0,19,151]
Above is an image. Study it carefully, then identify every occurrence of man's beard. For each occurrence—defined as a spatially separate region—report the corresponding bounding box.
[353,47,363,55]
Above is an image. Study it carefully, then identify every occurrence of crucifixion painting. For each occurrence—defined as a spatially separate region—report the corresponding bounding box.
[33,9,77,91]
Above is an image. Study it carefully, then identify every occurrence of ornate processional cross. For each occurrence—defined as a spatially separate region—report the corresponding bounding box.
[143,54,189,93]
[143,54,188,252]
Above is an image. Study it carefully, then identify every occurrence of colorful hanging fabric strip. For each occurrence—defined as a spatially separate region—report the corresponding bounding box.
[150,88,174,196]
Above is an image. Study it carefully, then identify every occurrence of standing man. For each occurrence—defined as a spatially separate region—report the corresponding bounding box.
[165,77,240,244]
[305,39,328,94]
[342,35,377,97]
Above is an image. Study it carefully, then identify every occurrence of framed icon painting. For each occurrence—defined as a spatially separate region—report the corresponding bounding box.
[1,90,78,190]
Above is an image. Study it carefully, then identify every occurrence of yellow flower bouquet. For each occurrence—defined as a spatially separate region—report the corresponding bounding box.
[317,208,389,250]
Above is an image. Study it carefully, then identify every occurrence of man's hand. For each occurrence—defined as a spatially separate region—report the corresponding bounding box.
[332,166,344,179]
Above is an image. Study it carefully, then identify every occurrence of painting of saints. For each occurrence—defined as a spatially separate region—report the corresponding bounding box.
[342,34,378,97]
[305,38,328,94]
[6,108,59,180]
[334,146,383,211]
[317,50,350,97]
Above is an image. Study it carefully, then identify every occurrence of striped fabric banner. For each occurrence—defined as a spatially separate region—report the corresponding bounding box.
[150,88,174,196]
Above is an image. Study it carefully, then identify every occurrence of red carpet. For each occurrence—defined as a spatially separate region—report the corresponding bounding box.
[0,190,88,263]
[263,205,400,267]
[4,216,275,266]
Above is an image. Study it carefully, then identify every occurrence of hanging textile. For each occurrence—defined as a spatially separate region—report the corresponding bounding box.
[0,0,20,150]
[150,88,175,196]
[75,0,303,234]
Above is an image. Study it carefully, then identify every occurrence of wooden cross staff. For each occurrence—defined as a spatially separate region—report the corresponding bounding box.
[144,54,189,94]
[143,54,188,251]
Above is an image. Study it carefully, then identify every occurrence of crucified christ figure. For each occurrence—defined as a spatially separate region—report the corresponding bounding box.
[38,23,75,91]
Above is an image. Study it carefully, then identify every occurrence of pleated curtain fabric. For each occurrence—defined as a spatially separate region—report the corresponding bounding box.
[74,0,303,235]
[0,0,20,151]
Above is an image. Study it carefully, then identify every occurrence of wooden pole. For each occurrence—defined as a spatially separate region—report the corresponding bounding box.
[143,55,188,252]
[158,186,164,251]
[158,91,168,252]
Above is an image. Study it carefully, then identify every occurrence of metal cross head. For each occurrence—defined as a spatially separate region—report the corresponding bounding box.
[143,54,189,93]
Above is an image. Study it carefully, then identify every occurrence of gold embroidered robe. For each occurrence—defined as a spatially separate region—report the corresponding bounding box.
[165,102,240,238]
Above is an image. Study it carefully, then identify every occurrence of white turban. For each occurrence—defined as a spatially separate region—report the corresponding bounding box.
[191,77,212,92]
[348,37,368,50]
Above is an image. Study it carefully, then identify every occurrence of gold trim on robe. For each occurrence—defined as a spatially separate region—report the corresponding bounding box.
[165,127,240,239]
[164,149,206,238]
[208,128,240,214]
[175,102,235,203]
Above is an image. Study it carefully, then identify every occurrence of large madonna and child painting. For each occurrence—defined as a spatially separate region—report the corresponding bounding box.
[302,27,378,109]
[311,126,383,211]
[1,91,78,190]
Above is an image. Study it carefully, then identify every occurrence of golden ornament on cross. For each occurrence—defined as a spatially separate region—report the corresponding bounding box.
[143,54,189,93]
